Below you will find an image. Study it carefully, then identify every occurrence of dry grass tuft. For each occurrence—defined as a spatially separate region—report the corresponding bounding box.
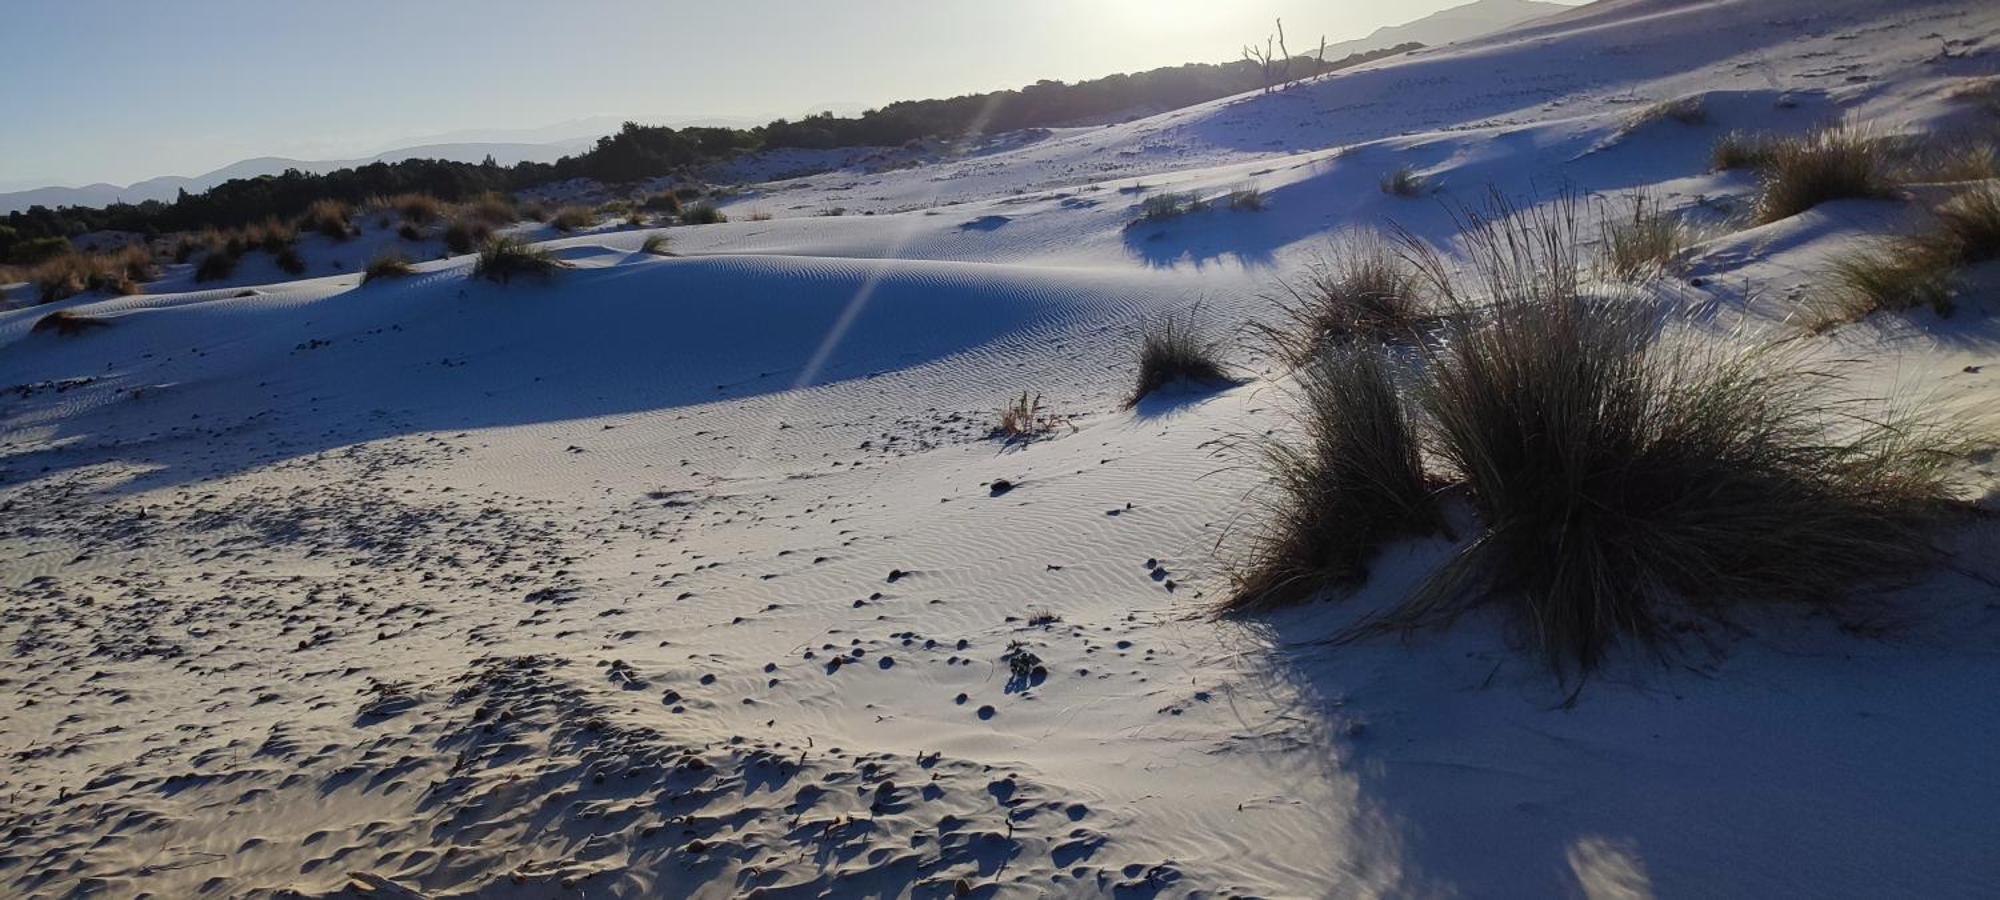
[992,392,1064,442]
[1255,235,1427,365]
[681,202,728,226]
[549,206,596,233]
[1600,191,1692,281]
[1753,127,1896,223]
[1934,180,2000,264]
[363,252,415,284]
[1629,95,1706,129]
[1226,344,1440,613]
[443,217,493,255]
[641,234,671,255]
[1711,130,1778,172]
[299,199,355,240]
[472,236,562,284]
[385,193,445,225]
[1127,311,1232,407]
[30,247,157,302]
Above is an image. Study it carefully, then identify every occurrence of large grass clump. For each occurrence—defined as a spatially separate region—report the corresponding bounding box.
[472,236,562,284]
[1753,127,1896,223]
[1235,194,1964,674]
[1227,344,1440,612]
[1256,235,1427,365]
[1127,311,1232,407]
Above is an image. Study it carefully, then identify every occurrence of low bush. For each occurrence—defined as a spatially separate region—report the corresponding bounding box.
[641,234,670,255]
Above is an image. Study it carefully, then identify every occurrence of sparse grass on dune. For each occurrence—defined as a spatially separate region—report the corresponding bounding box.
[1255,234,1427,365]
[1227,344,1440,613]
[194,250,238,283]
[32,309,111,336]
[299,199,354,240]
[1753,127,1896,223]
[549,206,596,233]
[992,392,1064,442]
[519,201,551,223]
[1711,130,1777,172]
[1133,191,1206,224]
[680,202,727,226]
[1233,194,1966,674]
[363,251,415,284]
[397,222,424,242]
[460,192,519,227]
[1126,311,1232,407]
[443,217,492,254]
[1806,182,2000,331]
[1600,191,1693,281]
[1628,95,1706,130]
[1807,241,1954,332]
[641,192,683,216]
[640,234,670,255]
[472,236,562,284]
[1227,186,1267,211]
[31,246,157,302]
[383,192,445,225]
[275,246,307,276]
[1934,180,2000,263]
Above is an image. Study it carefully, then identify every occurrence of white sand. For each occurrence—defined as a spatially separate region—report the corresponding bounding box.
[4,0,1999,896]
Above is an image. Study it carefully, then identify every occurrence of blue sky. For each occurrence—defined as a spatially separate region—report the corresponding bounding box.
[1,0,1566,188]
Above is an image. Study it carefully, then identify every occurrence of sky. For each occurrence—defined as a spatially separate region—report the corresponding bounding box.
[1,0,1572,189]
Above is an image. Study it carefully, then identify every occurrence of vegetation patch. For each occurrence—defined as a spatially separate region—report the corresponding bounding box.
[363,252,415,284]
[472,236,562,284]
[1127,311,1232,407]
[1235,196,1966,676]
[1753,127,1896,223]
[1255,234,1427,365]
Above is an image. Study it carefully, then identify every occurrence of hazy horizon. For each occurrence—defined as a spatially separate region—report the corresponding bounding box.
[0,0,1578,189]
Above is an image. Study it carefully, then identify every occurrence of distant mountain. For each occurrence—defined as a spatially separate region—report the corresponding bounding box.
[1319,0,1570,57]
[0,140,593,214]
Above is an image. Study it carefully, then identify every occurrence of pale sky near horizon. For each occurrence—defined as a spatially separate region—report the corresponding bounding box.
[1,0,1577,189]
